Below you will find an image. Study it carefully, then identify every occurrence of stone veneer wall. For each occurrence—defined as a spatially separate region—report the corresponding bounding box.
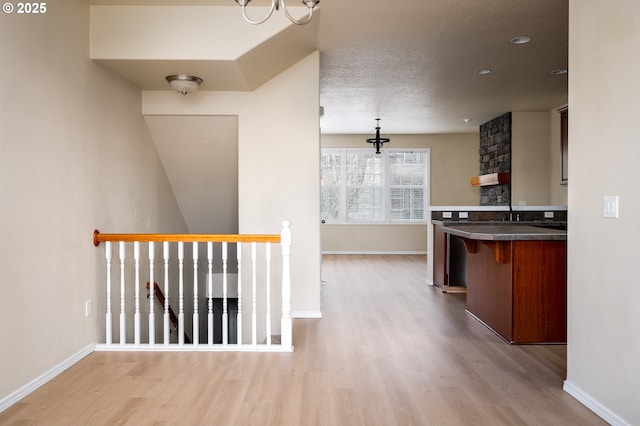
[479,112,511,206]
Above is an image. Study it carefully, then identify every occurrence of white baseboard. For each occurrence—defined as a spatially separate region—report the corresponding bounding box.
[321,251,427,255]
[425,278,434,286]
[0,344,95,414]
[563,380,630,426]
[292,311,322,319]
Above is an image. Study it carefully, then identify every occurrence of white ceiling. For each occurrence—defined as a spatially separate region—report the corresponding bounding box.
[89,0,568,135]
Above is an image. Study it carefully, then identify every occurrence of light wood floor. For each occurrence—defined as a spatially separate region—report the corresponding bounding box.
[1,255,605,425]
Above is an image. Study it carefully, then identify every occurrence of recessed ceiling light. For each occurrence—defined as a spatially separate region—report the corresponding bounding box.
[474,69,491,75]
[511,36,531,45]
[551,69,568,75]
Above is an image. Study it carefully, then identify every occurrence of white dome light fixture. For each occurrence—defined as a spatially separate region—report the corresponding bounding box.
[165,75,203,96]
[234,0,320,25]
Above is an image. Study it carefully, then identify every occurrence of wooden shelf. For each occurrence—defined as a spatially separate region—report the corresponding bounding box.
[470,172,510,187]
[442,285,467,294]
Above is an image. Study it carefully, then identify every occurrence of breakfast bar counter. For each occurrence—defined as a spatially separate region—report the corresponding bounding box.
[441,224,567,241]
[441,224,567,344]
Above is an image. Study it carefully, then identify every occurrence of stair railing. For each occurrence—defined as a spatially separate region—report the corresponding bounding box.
[92,221,292,352]
[146,282,190,344]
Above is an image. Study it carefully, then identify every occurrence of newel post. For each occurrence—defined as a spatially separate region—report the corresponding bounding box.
[280,220,293,350]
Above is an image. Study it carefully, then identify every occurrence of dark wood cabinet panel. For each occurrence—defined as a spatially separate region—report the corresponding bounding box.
[466,241,513,340]
[464,239,567,344]
[512,241,567,343]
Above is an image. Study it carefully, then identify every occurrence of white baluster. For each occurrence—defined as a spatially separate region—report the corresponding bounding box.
[105,242,112,345]
[178,241,185,346]
[251,242,257,346]
[119,242,126,345]
[163,241,170,345]
[207,242,213,345]
[236,242,242,346]
[222,242,228,345]
[280,221,293,350]
[148,241,155,345]
[134,241,141,345]
[192,241,199,346]
[266,242,272,346]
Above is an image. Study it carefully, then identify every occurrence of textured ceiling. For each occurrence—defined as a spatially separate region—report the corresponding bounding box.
[88,0,568,134]
[316,0,568,133]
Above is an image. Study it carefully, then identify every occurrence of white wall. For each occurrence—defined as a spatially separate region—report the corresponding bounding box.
[511,112,551,206]
[565,1,640,424]
[0,1,186,404]
[143,52,322,316]
[549,108,569,205]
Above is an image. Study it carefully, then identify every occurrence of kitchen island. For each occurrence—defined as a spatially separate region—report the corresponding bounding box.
[442,224,567,344]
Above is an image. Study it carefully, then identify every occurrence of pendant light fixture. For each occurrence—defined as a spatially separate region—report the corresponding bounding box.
[366,118,390,154]
[234,0,320,26]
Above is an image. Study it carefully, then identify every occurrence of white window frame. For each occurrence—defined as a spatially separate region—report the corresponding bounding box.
[321,148,430,224]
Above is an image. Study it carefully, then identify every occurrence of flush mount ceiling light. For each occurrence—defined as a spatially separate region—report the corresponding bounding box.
[463,118,472,123]
[474,69,491,75]
[510,36,531,45]
[234,0,320,25]
[165,75,203,96]
[366,118,390,155]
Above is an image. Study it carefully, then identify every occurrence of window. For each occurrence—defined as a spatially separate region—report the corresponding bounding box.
[321,149,429,223]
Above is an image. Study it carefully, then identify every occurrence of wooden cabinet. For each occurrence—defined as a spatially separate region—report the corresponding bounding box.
[464,239,566,344]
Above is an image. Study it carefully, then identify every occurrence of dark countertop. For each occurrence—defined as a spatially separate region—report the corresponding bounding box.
[440,224,567,241]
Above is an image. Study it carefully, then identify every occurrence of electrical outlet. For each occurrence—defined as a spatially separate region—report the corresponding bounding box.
[85,300,92,317]
[459,211,469,219]
[442,212,452,219]
[544,211,554,219]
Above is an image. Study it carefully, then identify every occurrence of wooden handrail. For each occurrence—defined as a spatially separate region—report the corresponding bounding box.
[93,230,280,247]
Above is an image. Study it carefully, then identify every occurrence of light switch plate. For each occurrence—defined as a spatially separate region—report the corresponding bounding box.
[459,212,469,219]
[544,211,554,219]
[442,212,452,219]
[604,195,619,219]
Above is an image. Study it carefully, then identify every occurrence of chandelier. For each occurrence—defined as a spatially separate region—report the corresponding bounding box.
[366,119,390,154]
[234,0,320,25]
